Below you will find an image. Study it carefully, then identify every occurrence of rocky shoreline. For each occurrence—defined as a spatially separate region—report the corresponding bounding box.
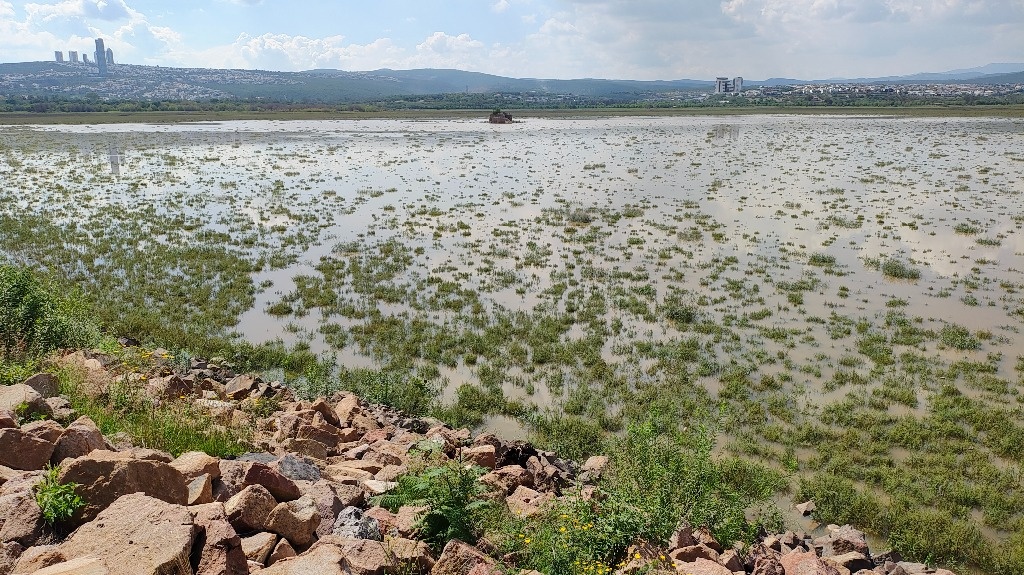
[0,352,960,575]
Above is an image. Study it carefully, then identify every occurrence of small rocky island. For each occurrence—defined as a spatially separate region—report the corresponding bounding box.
[488,109,514,124]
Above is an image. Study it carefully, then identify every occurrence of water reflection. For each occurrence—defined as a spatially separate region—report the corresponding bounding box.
[710,124,740,143]
[107,141,122,175]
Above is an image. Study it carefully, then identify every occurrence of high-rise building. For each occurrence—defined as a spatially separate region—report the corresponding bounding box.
[105,48,114,65]
[95,38,107,75]
[54,51,64,63]
[69,51,79,63]
[82,53,90,64]
[714,76,744,95]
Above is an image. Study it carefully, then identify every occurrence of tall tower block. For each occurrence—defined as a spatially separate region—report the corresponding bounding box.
[95,38,108,75]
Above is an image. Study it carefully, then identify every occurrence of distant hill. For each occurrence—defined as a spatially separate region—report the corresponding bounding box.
[0,60,1020,104]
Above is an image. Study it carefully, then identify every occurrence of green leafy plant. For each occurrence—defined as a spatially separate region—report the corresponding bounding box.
[34,465,85,526]
[374,462,492,551]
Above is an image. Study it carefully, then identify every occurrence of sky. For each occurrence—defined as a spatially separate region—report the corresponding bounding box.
[1,0,1022,80]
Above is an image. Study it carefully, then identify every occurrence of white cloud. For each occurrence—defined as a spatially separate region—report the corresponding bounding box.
[492,0,510,13]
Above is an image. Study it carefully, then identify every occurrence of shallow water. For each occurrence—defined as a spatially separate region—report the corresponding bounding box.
[3,114,1024,407]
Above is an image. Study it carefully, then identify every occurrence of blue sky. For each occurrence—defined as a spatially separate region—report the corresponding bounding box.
[2,0,1022,80]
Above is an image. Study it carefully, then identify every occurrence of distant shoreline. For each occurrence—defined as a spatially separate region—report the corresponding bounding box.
[1,105,1023,125]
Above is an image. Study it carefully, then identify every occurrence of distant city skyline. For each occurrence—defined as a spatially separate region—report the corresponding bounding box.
[1,1,1022,81]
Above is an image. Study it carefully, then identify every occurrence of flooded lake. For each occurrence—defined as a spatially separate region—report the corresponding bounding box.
[4,112,1024,569]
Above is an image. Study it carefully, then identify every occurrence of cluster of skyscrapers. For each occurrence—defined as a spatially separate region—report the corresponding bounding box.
[54,38,114,75]
[715,77,744,95]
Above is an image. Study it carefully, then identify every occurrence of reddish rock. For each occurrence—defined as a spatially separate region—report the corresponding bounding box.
[267,538,296,567]
[55,493,196,575]
[0,428,55,471]
[829,552,873,573]
[225,484,278,534]
[258,542,346,575]
[190,502,248,575]
[781,550,842,575]
[219,460,300,503]
[9,543,63,574]
[462,445,496,470]
[394,505,426,538]
[57,450,188,526]
[0,541,23,575]
[188,474,215,506]
[364,506,398,536]
[242,532,278,565]
[0,491,43,547]
[431,539,497,575]
[266,495,319,548]
[0,384,50,420]
[19,420,64,444]
[305,480,363,538]
[21,373,59,398]
[170,451,222,481]
[0,411,15,429]
[478,465,532,495]
[670,544,720,563]
[719,549,744,572]
[830,525,870,556]
[673,557,733,575]
[505,485,553,518]
[49,417,107,465]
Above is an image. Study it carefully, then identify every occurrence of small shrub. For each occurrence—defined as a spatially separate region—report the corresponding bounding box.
[375,462,492,551]
[34,465,85,526]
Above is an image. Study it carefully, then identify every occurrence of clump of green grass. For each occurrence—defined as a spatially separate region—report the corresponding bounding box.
[58,367,250,457]
[880,258,922,280]
[940,324,980,350]
[808,253,837,267]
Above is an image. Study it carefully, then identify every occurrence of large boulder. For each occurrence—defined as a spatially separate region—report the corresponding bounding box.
[673,557,733,575]
[49,417,107,465]
[298,536,431,575]
[431,539,497,575]
[780,550,843,575]
[257,543,347,575]
[241,532,278,565]
[170,451,222,482]
[266,495,319,548]
[0,429,55,471]
[331,506,381,541]
[29,493,196,575]
[21,374,59,399]
[0,385,50,420]
[219,460,300,503]
[224,484,278,534]
[305,480,363,538]
[19,420,64,445]
[0,491,44,547]
[0,541,23,575]
[189,502,248,575]
[56,450,188,526]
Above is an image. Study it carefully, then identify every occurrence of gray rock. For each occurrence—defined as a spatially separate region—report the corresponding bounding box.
[272,454,321,482]
[330,506,381,541]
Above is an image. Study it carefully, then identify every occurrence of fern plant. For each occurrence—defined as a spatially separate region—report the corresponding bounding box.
[374,462,492,551]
